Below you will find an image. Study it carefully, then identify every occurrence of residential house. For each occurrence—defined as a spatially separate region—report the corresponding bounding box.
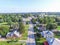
[38,25,46,31]
[52,38,60,45]
[6,30,20,38]
[22,18,26,25]
[0,35,1,38]
[41,30,60,45]
[47,38,60,45]
[41,31,54,38]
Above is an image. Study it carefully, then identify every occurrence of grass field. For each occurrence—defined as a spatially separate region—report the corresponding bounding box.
[36,38,46,45]
[56,26,60,30]
[0,41,26,45]
[54,35,60,38]
[0,22,7,25]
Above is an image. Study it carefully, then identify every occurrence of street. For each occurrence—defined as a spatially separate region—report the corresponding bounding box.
[26,24,36,45]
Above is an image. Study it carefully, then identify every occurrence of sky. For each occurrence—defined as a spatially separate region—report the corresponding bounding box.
[0,0,60,13]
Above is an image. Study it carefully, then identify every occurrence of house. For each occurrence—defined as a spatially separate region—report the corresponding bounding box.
[22,18,26,25]
[36,21,39,24]
[41,31,54,45]
[38,25,46,31]
[41,30,60,45]
[52,38,60,45]
[46,37,54,45]
[6,30,20,38]
[47,38,60,45]
[41,31,54,38]
[0,35,1,38]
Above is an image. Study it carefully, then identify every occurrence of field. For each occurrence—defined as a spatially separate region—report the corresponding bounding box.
[36,37,46,45]
[0,41,26,45]
[56,26,60,30]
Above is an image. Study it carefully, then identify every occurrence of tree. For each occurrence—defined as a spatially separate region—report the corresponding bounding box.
[19,22,25,33]
[46,23,57,30]
[37,17,44,24]
[7,19,12,29]
[0,25,9,37]
[0,16,4,23]
[31,18,37,24]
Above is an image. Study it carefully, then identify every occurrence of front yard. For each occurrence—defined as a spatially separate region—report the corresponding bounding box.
[36,37,46,45]
[34,25,46,45]
[0,41,26,45]
[35,32,46,45]
[56,26,60,30]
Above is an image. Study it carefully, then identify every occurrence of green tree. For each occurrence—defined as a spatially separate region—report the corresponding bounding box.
[31,18,37,24]
[0,25,9,37]
[46,23,57,30]
[19,22,25,33]
[0,16,4,23]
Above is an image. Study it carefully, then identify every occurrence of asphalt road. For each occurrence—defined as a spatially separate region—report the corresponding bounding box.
[26,24,36,45]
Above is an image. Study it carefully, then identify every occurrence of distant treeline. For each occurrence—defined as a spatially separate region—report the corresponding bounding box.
[0,12,60,15]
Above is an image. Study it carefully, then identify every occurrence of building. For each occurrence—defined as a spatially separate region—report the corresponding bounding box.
[41,31,54,38]
[0,35,1,38]
[52,38,60,45]
[41,30,60,45]
[6,30,20,38]
[38,25,46,31]
[47,38,60,45]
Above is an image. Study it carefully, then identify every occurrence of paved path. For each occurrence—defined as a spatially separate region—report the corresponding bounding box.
[26,24,36,45]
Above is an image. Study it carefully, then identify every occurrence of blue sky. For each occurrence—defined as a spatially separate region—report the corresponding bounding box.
[0,0,60,13]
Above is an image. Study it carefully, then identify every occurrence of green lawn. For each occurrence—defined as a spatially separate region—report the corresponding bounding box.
[54,35,60,38]
[0,22,7,25]
[36,38,46,45]
[20,24,29,40]
[54,33,60,38]
[56,26,60,30]
[0,41,26,45]
[35,33,46,45]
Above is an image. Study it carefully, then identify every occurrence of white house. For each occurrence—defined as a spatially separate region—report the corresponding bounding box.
[46,36,54,45]
[6,30,20,38]
[41,31,54,38]
[47,38,60,45]
[52,38,60,45]
[0,35,1,38]
[41,30,60,45]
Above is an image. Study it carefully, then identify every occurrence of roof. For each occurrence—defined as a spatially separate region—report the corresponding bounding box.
[6,30,20,37]
[52,38,60,45]
[46,37,54,45]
